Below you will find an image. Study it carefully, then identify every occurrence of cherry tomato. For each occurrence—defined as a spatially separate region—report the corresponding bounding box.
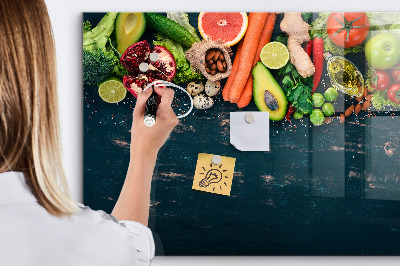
[390,64,400,82]
[387,83,400,104]
[327,12,370,48]
[371,70,391,91]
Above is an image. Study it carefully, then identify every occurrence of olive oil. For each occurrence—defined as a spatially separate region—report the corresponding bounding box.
[324,52,364,97]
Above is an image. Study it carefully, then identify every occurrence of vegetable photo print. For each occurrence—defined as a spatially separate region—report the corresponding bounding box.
[83,12,400,255]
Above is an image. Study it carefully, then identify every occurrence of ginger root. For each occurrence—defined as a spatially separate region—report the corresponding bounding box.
[280,12,315,78]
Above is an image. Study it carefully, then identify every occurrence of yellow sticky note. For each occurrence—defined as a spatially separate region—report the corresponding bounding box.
[192,153,236,196]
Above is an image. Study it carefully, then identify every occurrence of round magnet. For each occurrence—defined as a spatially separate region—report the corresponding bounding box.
[211,155,222,165]
[244,113,255,124]
[149,52,159,62]
[139,62,149,72]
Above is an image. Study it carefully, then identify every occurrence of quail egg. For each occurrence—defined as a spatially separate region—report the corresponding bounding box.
[193,94,214,110]
[186,81,204,96]
[205,80,221,97]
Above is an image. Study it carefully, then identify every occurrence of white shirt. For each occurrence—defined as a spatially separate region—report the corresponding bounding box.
[0,171,155,266]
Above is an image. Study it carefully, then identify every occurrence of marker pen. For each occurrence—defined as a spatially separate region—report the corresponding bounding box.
[144,89,158,127]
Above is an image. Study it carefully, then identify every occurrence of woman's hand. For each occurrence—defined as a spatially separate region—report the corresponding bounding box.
[112,86,178,225]
[130,86,179,157]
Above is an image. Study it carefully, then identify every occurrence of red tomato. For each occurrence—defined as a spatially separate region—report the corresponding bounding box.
[371,70,391,91]
[390,64,400,82]
[327,12,370,48]
[387,83,400,104]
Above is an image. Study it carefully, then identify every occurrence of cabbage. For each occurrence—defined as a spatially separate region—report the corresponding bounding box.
[153,33,203,84]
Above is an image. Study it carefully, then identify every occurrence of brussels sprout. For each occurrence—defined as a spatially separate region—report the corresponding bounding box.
[322,103,335,116]
[293,111,303,119]
[324,87,339,102]
[310,109,324,126]
[312,93,325,107]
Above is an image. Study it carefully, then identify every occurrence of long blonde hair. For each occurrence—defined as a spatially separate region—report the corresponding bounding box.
[0,0,76,216]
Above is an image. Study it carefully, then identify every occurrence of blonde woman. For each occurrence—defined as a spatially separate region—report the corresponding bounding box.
[0,0,178,265]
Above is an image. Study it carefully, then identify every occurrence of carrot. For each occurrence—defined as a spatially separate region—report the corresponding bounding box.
[222,40,243,101]
[251,13,275,65]
[229,13,269,103]
[237,13,276,108]
[237,76,254,108]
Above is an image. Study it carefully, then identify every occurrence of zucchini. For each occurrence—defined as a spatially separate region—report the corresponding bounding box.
[145,13,195,47]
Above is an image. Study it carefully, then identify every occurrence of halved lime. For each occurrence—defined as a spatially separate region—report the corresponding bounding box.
[260,42,289,69]
[98,77,126,103]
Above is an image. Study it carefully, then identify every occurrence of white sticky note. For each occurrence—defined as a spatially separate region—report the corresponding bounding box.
[230,112,270,151]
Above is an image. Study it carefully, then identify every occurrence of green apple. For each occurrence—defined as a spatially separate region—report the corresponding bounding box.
[365,33,400,70]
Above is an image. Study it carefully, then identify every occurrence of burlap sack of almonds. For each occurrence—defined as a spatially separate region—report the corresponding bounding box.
[185,40,232,82]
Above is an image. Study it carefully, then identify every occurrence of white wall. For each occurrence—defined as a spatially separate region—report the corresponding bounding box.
[46,0,400,265]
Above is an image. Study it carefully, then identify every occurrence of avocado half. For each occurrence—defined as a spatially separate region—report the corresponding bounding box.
[115,13,146,54]
[253,62,287,121]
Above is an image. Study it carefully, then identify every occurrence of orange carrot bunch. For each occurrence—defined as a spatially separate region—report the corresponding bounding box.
[222,13,276,108]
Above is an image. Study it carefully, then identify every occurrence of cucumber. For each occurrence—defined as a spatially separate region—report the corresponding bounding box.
[145,13,195,47]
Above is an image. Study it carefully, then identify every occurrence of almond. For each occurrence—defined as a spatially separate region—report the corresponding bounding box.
[211,63,217,70]
[223,61,227,68]
[339,114,345,124]
[217,60,223,72]
[206,50,215,61]
[213,50,221,61]
[210,69,217,75]
[355,95,363,102]
[363,87,368,98]
[219,53,224,61]
[325,117,332,124]
[362,100,371,110]
[205,68,211,74]
[345,105,355,117]
[355,103,362,114]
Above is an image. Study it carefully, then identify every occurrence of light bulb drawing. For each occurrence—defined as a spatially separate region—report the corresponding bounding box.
[198,163,229,191]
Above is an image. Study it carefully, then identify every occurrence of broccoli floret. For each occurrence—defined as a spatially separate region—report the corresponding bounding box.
[83,49,116,86]
[83,13,119,86]
[83,12,118,52]
[83,20,92,34]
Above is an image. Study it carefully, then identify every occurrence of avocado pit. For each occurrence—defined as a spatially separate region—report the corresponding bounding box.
[264,90,279,111]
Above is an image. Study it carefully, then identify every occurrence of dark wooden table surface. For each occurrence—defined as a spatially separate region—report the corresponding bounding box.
[83,12,400,255]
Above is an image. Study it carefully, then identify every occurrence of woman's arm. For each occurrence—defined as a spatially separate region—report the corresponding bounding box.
[112,86,178,225]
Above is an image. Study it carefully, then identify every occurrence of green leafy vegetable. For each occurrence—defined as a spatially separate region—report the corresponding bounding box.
[167,12,201,43]
[278,63,314,114]
[372,91,400,110]
[112,57,129,79]
[276,36,313,114]
[302,12,312,21]
[153,33,203,84]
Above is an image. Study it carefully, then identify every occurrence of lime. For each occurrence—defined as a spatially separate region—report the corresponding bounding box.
[98,78,126,103]
[260,42,289,69]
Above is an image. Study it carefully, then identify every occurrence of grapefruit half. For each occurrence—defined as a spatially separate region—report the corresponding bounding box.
[198,12,248,47]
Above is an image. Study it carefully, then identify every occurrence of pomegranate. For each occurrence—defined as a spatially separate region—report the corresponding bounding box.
[120,40,151,73]
[120,40,176,97]
[123,74,155,98]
